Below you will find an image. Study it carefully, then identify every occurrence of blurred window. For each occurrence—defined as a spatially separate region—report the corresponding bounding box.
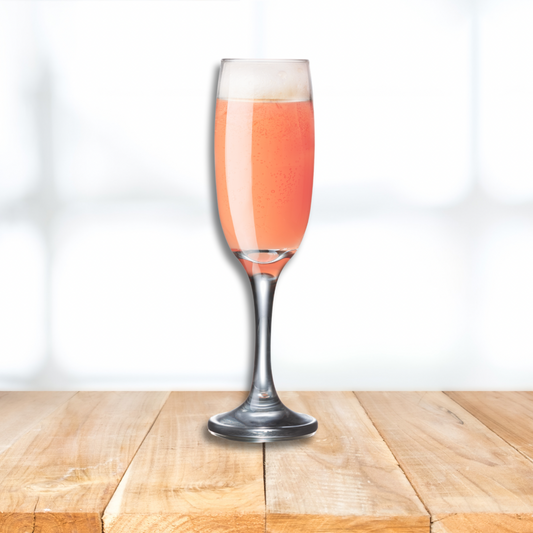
[1,0,532,389]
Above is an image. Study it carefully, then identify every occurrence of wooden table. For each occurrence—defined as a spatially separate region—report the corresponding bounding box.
[1,392,533,532]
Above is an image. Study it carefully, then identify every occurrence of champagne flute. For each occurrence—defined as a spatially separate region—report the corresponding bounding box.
[208,59,317,442]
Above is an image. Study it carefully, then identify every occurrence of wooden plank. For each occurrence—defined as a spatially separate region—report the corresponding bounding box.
[265,391,429,532]
[0,391,169,533]
[0,391,76,455]
[0,392,76,533]
[431,513,533,533]
[446,391,533,463]
[103,391,265,533]
[356,392,533,533]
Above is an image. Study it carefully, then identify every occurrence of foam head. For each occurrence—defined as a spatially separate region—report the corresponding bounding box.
[217,59,312,102]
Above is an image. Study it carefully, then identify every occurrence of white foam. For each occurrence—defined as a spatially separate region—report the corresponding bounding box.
[218,60,312,102]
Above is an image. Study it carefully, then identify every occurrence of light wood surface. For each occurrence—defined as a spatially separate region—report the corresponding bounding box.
[103,391,265,533]
[446,391,533,463]
[0,391,77,532]
[430,513,533,533]
[356,391,533,533]
[0,391,75,455]
[265,391,429,532]
[2,391,533,532]
[0,391,169,533]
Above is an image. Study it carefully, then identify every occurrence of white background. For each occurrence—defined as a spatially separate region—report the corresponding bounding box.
[1,0,533,390]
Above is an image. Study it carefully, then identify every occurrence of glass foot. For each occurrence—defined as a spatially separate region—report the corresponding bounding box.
[208,398,318,443]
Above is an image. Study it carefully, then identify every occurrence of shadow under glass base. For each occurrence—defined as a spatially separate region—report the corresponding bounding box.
[208,398,318,443]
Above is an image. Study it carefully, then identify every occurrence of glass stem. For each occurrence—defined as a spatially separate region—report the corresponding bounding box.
[246,273,281,410]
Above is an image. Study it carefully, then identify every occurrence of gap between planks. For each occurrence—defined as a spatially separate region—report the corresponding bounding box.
[360,391,503,533]
[264,391,429,533]
[104,392,427,532]
[443,391,533,469]
[97,393,171,533]
[0,392,171,533]
[356,391,533,533]
[352,390,434,529]
[20,392,530,532]
[102,392,265,533]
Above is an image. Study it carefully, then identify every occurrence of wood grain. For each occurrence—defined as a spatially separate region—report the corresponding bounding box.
[0,391,169,533]
[431,513,533,533]
[356,392,533,532]
[446,391,533,463]
[103,391,265,533]
[265,391,429,532]
[3,391,533,533]
[0,391,76,455]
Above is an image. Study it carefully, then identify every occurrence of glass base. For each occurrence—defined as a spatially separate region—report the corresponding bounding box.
[208,398,318,443]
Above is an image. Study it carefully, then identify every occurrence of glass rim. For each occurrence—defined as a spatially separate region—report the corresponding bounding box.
[221,58,309,63]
